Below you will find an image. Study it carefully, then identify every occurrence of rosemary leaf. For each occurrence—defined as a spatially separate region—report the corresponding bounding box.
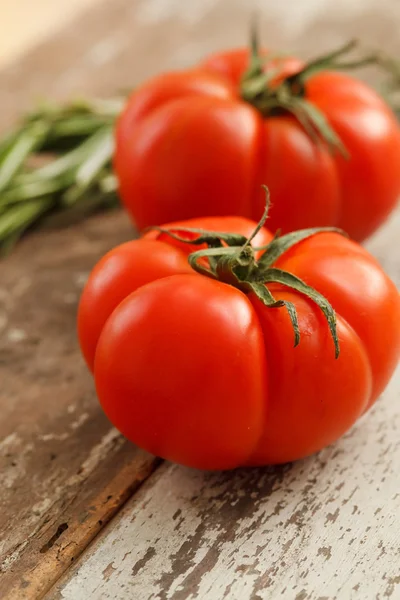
[0,94,124,253]
[0,121,50,192]
[0,179,68,206]
[0,130,20,164]
[0,198,53,253]
[62,126,114,206]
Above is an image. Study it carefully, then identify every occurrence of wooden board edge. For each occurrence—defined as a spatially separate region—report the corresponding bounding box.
[2,450,162,600]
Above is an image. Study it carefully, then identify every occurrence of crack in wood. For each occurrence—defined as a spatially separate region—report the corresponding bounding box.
[40,524,69,554]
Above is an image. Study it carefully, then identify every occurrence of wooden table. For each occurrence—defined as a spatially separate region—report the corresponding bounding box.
[1,1,399,598]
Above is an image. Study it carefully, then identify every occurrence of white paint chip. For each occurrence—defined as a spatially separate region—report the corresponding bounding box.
[7,328,27,343]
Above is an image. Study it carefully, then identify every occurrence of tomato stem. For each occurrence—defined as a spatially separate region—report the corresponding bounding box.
[240,32,386,156]
[148,187,343,358]
[286,39,378,91]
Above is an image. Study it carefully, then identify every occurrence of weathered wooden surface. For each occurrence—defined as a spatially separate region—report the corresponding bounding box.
[0,0,399,598]
[2,0,400,131]
[0,211,160,599]
[48,211,400,600]
[53,396,400,600]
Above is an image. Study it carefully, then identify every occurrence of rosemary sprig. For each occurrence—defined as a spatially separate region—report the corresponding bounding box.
[0,97,124,254]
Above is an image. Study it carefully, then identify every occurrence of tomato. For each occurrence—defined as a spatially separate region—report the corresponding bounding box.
[78,216,270,371]
[78,214,400,470]
[115,44,400,242]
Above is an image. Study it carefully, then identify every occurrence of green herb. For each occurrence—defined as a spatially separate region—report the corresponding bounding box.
[0,97,124,254]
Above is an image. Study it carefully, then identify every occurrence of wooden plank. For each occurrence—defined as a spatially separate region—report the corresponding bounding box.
[0,210,161,599]
[50,211,400,600]
[50,386,400,600]
[50,373,400,600]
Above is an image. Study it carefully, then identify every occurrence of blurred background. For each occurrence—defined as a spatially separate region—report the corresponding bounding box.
[1,0,100,67]
[1,0,400,131]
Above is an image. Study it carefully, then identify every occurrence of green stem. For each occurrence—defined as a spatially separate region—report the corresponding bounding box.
[240,33,386,155]
[287,39,378,88]
[148,188,341,358]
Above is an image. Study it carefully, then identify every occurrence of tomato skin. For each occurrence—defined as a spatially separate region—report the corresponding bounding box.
[248,289,371,465]
[116,96,263,230]
[306,72,400,240]
[79,215,400,469]
[94,275,267,471]
[251,116,341,231]
[274,232,400,406]
[115,48,400,241]
[78,216,272,371]
[77,239,193,371]
[200,48,304,88]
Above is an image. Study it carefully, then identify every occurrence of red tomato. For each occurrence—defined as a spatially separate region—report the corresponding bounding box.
[78,216,400,470]
[78,216,269,371]
[115,46,400,242]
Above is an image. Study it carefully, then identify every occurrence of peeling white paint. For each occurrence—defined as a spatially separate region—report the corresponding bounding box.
[7,328,27,343]
[70,413,90,431]
[57,368,400,599]
[0,539,30,573]
[0,432,20,452]
[40,432,70,442]
[31,496,53,517]
[3,443,34,490]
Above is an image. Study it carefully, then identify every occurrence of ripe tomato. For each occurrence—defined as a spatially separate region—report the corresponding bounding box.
[115,43,400,242]
[78,216,269,371]
[78,214,400,470]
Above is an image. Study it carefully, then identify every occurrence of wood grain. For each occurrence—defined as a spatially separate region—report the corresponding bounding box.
[0,0,399,598]
[51,373,400,600]
[0,211,160,599]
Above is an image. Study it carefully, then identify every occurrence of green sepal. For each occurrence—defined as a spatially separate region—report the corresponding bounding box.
[148,188,342,359]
